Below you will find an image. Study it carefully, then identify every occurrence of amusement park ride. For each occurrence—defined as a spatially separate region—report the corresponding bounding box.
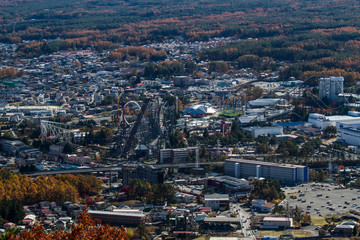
[40,96,167,159]
[113,98,150,158]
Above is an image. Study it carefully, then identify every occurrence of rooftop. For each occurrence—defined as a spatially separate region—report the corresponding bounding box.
[227,158,306,169]
[87,210,145,218]
[204,194,229,201]
[263,217,292,222]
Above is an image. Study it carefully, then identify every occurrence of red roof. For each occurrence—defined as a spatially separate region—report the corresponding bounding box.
[262,202,275,208]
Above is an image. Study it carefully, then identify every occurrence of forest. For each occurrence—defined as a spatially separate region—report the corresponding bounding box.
[0,0,360,81]
[0,170,103,205]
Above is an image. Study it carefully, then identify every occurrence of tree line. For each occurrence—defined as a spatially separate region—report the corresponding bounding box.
[0,170,103,205]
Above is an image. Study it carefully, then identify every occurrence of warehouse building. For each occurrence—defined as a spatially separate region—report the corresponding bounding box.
[224,159,309,185]
[337,120,360,147]
[262,217,293,229]
[87,210,145,226]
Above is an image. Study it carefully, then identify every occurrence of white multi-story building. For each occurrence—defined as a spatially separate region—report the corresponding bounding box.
[308,112,360,129]
[337,120,360,146]
[244,126,283,138]
[319,76,344,102]
[225,158,309,185]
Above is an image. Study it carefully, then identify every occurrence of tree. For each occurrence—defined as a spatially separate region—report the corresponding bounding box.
[256,143,271,154]
[203,128,209,139]
[12,210,127,240]
[62,142,74,154]
[0,227,21,240]
[0,200,24,223]
[185,61,198,74]
[208,61,229,73]
[324,125,337,138]
[153,184,176,203]
[136,224,150,239]
[301,212,311,225]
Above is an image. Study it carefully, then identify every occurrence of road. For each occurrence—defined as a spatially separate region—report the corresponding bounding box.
[25,162,225,177]
[234,204,256,240]
[26,166,122,177]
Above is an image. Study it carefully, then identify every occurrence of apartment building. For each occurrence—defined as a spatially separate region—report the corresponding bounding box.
[159,147,196,163]
[224,158,309,185]
[319,76,344,102]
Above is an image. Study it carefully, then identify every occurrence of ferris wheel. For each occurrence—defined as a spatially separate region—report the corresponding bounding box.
[120,100,142,127]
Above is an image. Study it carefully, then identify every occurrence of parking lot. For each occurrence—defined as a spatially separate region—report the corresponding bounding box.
[282,183,360,216]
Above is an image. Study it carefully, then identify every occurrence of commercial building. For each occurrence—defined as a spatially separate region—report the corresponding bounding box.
[296,125,321,136]
[225,159,309,185]
[336,120,360,146]
[319,76,344,102]
[206,175,252,193]
[249,98,288,108]
[0,139,29,153]
[122,164,165,185]
[262,217,293,229]
[244,126,283,138]
[0,105,59,116]
[87,210,145,226]
[331,221,356,236]
[308,112,360,130]
[204,194,230,211]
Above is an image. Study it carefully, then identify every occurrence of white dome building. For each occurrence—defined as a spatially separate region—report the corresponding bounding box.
[183,104,216,117]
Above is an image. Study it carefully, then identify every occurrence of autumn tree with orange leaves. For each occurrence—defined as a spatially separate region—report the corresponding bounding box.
[0,170,103,205]
[10,210,128,240]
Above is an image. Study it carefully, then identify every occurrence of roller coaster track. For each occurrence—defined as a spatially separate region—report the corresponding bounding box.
[120,98,150,158]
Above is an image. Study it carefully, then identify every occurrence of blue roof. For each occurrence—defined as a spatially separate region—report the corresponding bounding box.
[195,215,206,221]
[275,122,305,127]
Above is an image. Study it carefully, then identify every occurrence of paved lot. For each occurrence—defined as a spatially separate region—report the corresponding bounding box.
[282,183,360,217]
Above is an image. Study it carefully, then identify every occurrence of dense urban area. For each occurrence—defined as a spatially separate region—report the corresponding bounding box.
[1,0,360,239]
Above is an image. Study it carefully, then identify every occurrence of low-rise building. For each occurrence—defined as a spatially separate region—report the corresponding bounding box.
[244,126,283,138]
[87,210,145,226]
[260,202,275,213]
[262,217,293,229]
[204,194,230,211]
[175,192,195,204]
[332,222,356,236]
[206,175,252,193]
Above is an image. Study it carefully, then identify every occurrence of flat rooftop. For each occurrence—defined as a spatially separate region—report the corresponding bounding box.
[88,210,145,217]
[227,158,306,169]
[204,216,241,223]
[263,217,292,222]
[204,194,229,201]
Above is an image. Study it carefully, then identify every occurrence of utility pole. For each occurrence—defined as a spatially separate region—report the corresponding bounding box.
[328,153,332,179]
[195,141,200,169]
[175,96,179,113]
[217,139,221,157]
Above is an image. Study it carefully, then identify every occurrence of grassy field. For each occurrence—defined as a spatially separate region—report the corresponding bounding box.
[312,217,327,226]
[193,236,206,240]
[258,230,311,238]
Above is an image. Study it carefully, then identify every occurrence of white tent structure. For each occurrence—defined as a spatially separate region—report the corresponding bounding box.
[183,104,216,117]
